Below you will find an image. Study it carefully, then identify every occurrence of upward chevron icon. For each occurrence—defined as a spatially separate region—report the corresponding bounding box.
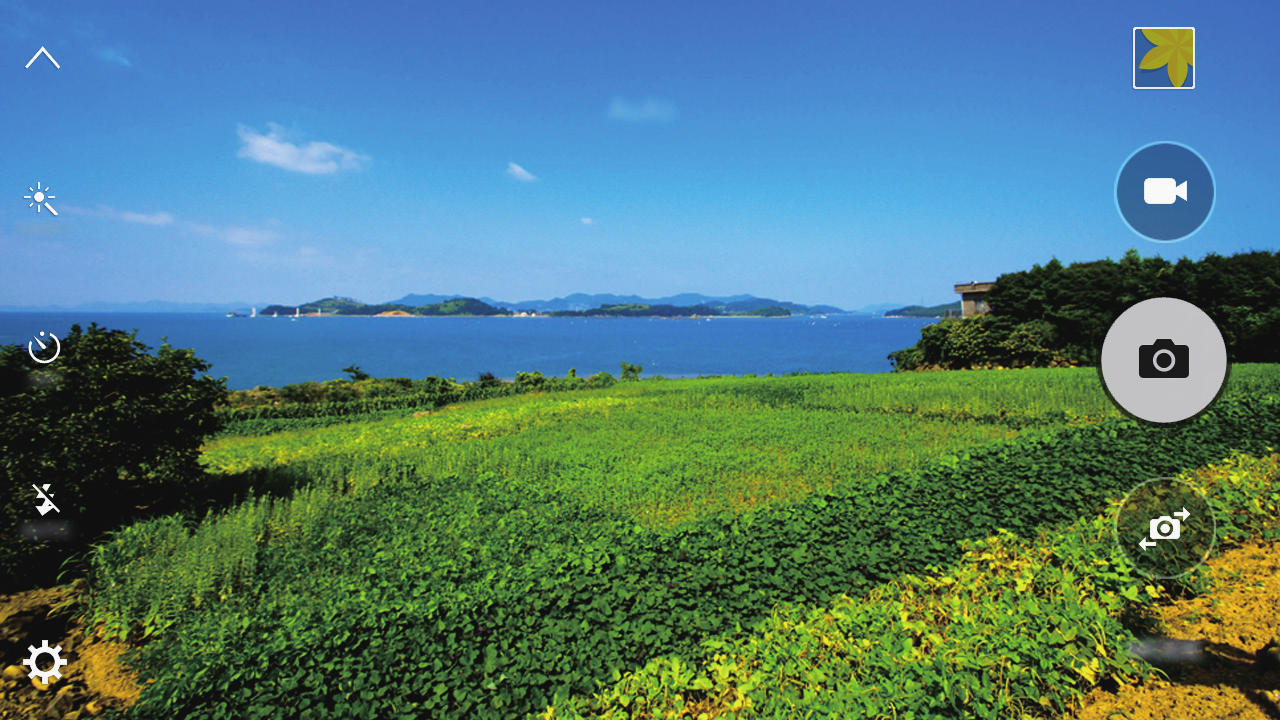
[25,46,60,69]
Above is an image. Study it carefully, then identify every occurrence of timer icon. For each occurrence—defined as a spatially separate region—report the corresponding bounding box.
[28,331,60,364]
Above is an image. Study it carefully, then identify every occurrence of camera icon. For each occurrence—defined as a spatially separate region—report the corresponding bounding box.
[1138,338,1189,378]
[1149,516,1181,540]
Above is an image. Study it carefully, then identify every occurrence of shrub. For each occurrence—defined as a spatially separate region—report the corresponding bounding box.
[0,324,225,591]
[515,370,549,389]
[588,371,617,388]
[343,364,371,382]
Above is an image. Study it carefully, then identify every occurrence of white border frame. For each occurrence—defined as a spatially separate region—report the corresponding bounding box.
[1133,27,1195,90]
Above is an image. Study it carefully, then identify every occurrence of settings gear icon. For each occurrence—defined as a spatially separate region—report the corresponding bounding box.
[22,640,68,685]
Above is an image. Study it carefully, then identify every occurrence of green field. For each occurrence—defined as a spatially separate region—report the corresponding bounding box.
[84,366,1280,719]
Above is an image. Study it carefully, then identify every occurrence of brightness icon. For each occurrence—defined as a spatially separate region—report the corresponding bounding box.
[24,181,58,216]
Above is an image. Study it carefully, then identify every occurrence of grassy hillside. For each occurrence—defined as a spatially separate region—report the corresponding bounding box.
[78,366,1280,719]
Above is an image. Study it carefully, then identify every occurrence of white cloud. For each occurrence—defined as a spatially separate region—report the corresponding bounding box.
[59,205,173,225]
[185,222,279,247]
[64,203,284,248]
[98,48,131,67]
[506,162,537,182]
[580,217,595,225]
[181,220,338,267]
[237,123,369,174]
[118,210,173,225]
[222,227,279,247]
[608,97,677,123]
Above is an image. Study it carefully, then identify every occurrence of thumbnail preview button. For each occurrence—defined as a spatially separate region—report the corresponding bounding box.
[1100,297,1227,424]
[1116,142,1214,242]
[1133,28,1194,89]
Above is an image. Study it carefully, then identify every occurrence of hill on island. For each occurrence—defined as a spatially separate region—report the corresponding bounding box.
[256,297,795,318]
[389,292,845,315]
[1,293,881,315]
[258,297,510,317]
[548,303,791,318]
[884,301,962,318]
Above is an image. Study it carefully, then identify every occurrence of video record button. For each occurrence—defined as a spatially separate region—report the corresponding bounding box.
[1115,142,1214,242]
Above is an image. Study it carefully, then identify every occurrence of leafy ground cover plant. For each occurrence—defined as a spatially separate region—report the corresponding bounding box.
[81,381,1280,719]
[544,452,1280,719]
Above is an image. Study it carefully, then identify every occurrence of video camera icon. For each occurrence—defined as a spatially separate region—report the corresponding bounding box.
[1144,177,1187,204]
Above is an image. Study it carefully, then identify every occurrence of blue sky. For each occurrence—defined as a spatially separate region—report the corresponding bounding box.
[1,0,1277,310]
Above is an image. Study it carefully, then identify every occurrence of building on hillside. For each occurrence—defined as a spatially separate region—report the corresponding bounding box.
[954,281,995,317]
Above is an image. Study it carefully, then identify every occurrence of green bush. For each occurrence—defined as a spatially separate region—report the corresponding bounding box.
[0,324,225,591]
[216,371,614,436]
[230,376,416,407]
[356,376,414,398]
[588,371,617,388]
[890,315,1075,371]
[1000,318,1059,367]
[515,370,549,389]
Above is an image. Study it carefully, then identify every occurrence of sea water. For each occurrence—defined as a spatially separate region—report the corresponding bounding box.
[0,313,938,390]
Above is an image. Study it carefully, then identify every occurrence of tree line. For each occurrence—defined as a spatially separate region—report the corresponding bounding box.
[890,249,1280,371]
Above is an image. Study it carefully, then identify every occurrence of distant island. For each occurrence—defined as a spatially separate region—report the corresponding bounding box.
[4,292,898,316]
[884,301,962,318]
[252,297,796,318]
[549,304,790,318]
[244,293,859,318]
[388,292,843,315]
[258,297,511,317]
